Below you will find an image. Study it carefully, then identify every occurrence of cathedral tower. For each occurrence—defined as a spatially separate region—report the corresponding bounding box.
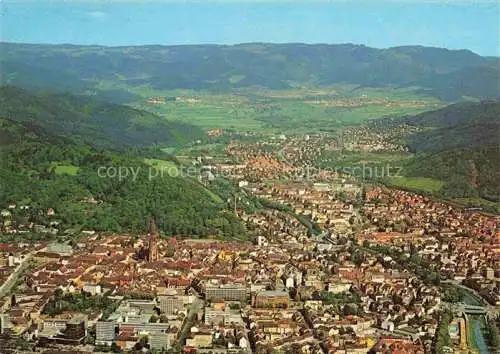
[148,217,159,262]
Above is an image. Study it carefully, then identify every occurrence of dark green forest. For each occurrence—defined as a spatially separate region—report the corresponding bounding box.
[0,86,204,149]
[0,118,248,239]
[404,147,500,201]
[396,102,499,203]
[369,101,500,205]
[404,100,500,152]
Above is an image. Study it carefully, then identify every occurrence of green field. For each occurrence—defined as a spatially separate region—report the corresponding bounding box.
[386,176,445,193]
[144,158,180,177]
[51,164,80,176]
[98,81,441,134]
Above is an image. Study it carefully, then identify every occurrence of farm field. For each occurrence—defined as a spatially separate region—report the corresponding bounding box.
[98,81,442,134]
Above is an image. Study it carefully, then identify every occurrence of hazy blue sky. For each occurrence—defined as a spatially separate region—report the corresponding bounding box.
[1,1,499,56]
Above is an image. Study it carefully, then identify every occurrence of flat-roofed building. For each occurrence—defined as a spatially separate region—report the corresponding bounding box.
[204,302,243,325]
[205,283,247,302]
[254,290,290,309]
[47,242,73,255]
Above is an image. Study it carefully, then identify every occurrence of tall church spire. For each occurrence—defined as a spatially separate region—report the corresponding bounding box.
[148,217,158,262]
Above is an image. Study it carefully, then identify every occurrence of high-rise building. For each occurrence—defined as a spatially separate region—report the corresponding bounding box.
[148,217,159,262]
[149,332,171,351]
[96,321,116,345]
[63,315,87,342]
[158,295,184,315]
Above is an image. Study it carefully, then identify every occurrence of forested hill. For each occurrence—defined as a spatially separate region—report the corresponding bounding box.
[404,100,500,128]
[0,119,247,239]
[404,146,499,202]
[409,65,500,101]
[404,101,500,152]
[0,117,71,147]
[0,86,203,149]
[396,101,500,203]
[1,42,498,100]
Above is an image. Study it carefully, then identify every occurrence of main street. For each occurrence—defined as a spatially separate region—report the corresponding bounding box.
[0,249,39,299]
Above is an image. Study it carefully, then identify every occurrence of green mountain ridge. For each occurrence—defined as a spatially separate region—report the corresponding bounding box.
[2,42,498,100]
[404,101,500,152]
[407,65,500,101]
[0,86,204,149]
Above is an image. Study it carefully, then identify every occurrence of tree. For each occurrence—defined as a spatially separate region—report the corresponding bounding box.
[110,343,121,352]
[487,324,500,348]
[434,310,452,353]
[342,303,359,316]
[352,252,364,267]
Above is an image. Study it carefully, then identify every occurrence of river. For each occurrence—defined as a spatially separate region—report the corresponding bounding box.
[462,290,490,353]
[469,316,489,354]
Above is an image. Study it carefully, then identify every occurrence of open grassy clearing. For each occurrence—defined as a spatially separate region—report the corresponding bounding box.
[143,158,180,176]
[136,94,438,133]
[50,163,80,176]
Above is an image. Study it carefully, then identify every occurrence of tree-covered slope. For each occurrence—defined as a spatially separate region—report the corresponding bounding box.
[404,100,500,128]
[403,147,499,201]
[396,101,500,202]
[0,60,93,93]
[404,101,500,152]
[0,61,141,104]
[408,65,500,101]
[0,119,247,238]
[0,117,71,147]
[1,42,498,100]
[0,86,203,149]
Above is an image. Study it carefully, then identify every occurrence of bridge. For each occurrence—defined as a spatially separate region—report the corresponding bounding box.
[443,301,500,319]
[452,303,487,314]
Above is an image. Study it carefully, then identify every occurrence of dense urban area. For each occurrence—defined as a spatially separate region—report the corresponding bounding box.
[1,126,499,354]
